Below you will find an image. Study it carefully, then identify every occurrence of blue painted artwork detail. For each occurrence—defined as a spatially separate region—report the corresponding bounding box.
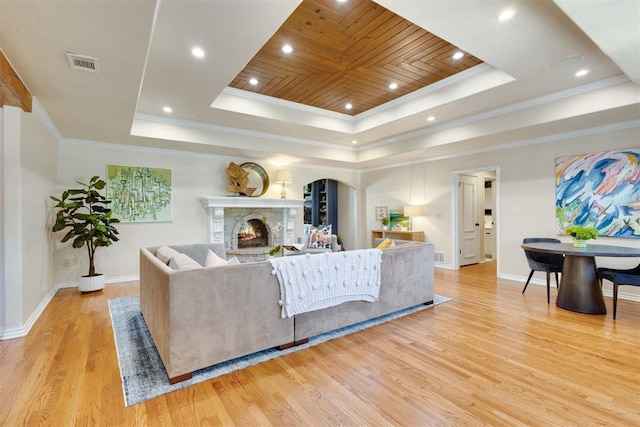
[555,149,640,238]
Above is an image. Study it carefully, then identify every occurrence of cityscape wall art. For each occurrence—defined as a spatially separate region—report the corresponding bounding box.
[107,164,172,222]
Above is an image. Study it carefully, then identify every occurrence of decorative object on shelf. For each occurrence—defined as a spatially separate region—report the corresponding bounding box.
[226,162,249,195]
[381,216,390,230]
[403,205,425,231]
[226,162,270,197]
[107,164,172,222]
[556,148,640,238]
[275,169,292,199]
[389,209,410,231]
[50,176,120,292]
[566,224,599,247]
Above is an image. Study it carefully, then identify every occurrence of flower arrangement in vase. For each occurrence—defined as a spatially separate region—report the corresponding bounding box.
[269,222,284,256]
[565,225,599,247]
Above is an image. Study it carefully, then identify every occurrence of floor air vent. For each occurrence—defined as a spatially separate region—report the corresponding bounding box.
[65,52,101,73]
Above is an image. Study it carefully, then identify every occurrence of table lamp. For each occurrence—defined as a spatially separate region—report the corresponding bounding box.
[403,205,425,230]
[275,169,292,199]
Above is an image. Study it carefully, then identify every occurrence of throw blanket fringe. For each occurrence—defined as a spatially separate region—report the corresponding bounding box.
[269,249,383,318]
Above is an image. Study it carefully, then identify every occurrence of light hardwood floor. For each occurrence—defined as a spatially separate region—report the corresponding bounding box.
[1,261,638,426]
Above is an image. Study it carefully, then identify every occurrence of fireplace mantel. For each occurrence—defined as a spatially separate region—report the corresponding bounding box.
[200,197,304,249]
[200,196,304,209]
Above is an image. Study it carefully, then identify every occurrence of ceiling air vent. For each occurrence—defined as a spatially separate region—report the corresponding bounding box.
[65,52,101,73]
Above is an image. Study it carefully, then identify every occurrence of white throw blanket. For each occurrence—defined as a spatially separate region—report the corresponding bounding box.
[269,249,383,318]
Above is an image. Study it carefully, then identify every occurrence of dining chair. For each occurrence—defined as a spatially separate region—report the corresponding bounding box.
[522,238,564,304]
[597,263,640,319]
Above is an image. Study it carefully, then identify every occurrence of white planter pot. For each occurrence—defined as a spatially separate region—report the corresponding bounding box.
[79,274,105,292]
[572,238,588,248]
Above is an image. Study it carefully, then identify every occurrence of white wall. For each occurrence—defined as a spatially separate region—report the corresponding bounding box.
[362,125,640,298]
[53,141,361,285]
[0,108,4,332]
[21,111,57,321]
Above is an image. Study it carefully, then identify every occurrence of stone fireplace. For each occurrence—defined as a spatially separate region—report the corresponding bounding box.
[237,219,269,249]
[200,197,304,259]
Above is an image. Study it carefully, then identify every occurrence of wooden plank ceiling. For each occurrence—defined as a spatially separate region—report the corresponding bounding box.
[229,0,482,115]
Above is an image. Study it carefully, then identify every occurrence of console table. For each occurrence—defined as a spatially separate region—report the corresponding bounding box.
[371,230,424,247]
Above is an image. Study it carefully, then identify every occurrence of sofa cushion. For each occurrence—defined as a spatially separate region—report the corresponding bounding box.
[205,250,228,267]
[307,225,333,249]
[168,253,202,270]
[376,237,396,249]
[156,246,181,264]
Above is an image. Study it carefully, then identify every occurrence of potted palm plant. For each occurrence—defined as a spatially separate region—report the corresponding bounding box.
[565,224,598,248]
[50,176,120,292]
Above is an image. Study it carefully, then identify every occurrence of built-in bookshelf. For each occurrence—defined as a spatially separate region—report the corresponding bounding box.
[303,179,338,234]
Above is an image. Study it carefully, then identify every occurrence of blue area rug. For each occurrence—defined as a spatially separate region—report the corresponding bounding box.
[109,294,451,406]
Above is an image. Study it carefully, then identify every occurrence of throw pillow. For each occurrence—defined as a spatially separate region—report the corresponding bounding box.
[227,256,240,265]
[205,249,229,267]
[168,253,202,270]
[376,237,396,249]
[156,246,181,264]
[307,224,332,249]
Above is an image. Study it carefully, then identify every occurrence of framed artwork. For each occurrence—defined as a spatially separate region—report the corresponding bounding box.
[555,148,640,238]
[107,164,173,222]
[389,209,410,230]
[375,206,388,221]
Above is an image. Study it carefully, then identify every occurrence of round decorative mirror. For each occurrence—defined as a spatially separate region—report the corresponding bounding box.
[240,162,270,197]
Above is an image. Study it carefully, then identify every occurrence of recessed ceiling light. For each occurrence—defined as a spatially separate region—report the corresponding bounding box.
[337,0,347,3]
[452,52,464,60]
[249,77,258,85]
[345,103,353,110]
[427,116,435,122]
[163,106,173,113]
[575,69,589,77]
[191,47,205,58]
[389,82,398,90]
[351,140,358,144]
[498,9,515,21]
[282,44,293,54]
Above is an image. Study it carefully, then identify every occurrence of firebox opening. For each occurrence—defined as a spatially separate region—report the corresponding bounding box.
[237,219,269,249]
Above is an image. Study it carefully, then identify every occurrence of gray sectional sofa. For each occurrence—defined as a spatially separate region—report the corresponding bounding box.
[140,242,434,383]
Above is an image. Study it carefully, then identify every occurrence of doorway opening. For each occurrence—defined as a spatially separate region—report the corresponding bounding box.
[452,168,499,273]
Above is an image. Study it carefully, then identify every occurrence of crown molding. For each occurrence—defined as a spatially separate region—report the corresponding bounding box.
[31,97,63,141]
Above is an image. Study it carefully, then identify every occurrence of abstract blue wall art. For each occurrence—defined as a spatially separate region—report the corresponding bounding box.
[107,165,172,222]
[555,148,640,238]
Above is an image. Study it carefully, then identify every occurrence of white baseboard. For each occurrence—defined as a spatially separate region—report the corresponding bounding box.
[1,275,139,340]
[57,274,139,289]
[434,263,456,270]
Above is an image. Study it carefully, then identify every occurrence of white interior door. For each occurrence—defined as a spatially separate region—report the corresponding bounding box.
[459,174,480,266]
